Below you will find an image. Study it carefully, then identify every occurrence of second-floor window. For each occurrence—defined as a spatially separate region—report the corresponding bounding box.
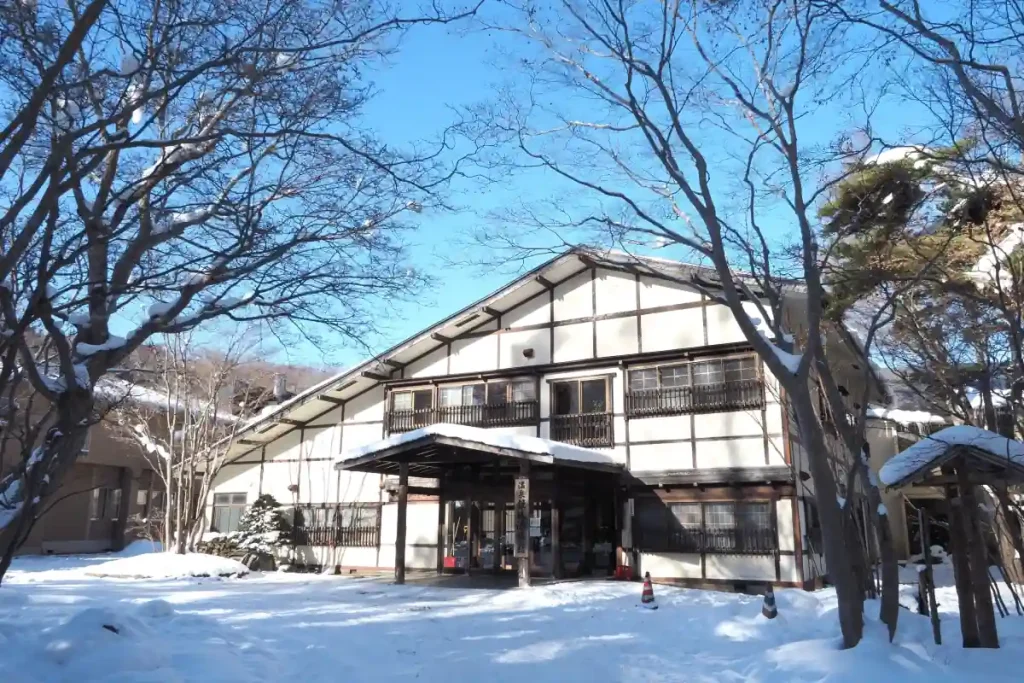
[626,355,763,417]
[388,379,539,433]
[550,377,613,447]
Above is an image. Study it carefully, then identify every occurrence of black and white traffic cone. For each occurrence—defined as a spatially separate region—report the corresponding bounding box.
[762,586,778,619]
[640,571,658,610]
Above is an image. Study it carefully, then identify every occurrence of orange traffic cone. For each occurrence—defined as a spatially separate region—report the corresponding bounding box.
[641,571,658,610]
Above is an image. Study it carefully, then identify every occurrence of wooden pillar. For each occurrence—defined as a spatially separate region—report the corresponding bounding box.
[581,476,593,574]
[436,485,445,575]
[551,470,562,579]
[515,461,531,587]
[466,499,475,574]
[494,502,505,572]
[395,461,408,585]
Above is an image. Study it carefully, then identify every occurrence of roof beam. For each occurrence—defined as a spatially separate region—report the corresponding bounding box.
[317,394,345,405]
[238,439,261,446]
[277,418,304,426]
[381,358,405,369]
[361,370,391,382]
[431,332,453,344]
[535,275,555,289]
[482,306,502,317]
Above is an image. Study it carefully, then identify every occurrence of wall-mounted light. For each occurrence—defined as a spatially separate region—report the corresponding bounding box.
[522,348,535,359]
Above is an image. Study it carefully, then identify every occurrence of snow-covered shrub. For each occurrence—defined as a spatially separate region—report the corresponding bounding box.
[235,494,290,558]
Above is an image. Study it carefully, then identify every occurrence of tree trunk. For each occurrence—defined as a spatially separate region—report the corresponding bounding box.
[0,395,94,584]
[792,392,864,648]
[993,488,1024,585]
[856,446,899,641]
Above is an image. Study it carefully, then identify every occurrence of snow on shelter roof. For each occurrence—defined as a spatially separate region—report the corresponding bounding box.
[335,423,624,475]
[878,425,1024,488]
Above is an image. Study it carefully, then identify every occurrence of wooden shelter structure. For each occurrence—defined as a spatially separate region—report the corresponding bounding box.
[337,424,625,587]
[880,425,1024,649]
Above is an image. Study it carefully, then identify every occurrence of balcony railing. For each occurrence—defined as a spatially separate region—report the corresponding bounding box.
[291,505,380,547]
[549,412,614,448]
[625,379,764,417]
[386,400,540,433]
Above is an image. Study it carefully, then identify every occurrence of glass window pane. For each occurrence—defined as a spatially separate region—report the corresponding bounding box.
[737,503,771,531]
[660,366,690,388]
[629,369,658,391]
[413,390,433,410]
[231,493,247,505]
[553,382,579,415]
[511,379,536,402]
[705,503,736,529]
[580,379,607,413]
[670,503,701,528]
[692,360,724,386]
[488,381,510,405]
[440,387,462,406]
[108,489,122,519]
[213,493,231,505]
[724,357,757,382]
[463,384,486,406]
[392,392,413,411]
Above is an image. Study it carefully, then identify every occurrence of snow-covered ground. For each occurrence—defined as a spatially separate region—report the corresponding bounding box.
[1,548,1021,682]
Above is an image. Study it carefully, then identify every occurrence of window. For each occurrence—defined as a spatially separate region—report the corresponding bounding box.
[633,499,776,554]
[552,378,609,416]
[550,377,613,447]
[440,384,485,407]
[211,492,247,533]
[89,487,122,520]
[626,355,763,417]
[293,503,380,547]
[488,378,536,404]
[392,389,433,413]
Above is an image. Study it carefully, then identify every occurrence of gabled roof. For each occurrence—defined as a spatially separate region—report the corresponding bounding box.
[879,425,1024,488]
[215,247,834,461]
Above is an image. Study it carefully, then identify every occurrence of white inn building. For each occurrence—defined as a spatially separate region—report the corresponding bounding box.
[208,249,880,590]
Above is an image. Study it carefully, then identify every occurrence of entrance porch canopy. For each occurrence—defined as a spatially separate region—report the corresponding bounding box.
[879,425,1024,489]
[334,423,624,476]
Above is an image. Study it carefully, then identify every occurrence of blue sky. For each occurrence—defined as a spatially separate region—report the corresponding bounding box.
[265,15,937,372]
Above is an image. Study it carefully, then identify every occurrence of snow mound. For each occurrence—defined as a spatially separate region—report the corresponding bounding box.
[84,552,248,579]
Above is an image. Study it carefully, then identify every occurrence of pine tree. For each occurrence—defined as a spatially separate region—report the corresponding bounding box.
[235,494,291,558]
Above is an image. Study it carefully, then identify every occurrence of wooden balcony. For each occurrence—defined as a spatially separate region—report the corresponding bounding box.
[549,412,614,448]
[386,400,540,434]
[625,379,764,417]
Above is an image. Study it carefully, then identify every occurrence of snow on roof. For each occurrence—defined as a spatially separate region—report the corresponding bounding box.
[866,404,949,425]
[336,423,622,469]
[879,425,1024,487]
[864,145,931,167]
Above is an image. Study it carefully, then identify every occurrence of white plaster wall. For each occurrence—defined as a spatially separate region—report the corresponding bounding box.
[502,293,549,328]
[692,410,764,439]
[344,387,385,423]
[341,423,385,451]
[638,276,701,308]
[640,308,705,352]
[640,552,702,579]
[379,502,440,570]
[500,328,551,368]
[308,406,343,428]
[777,499,795,552]
[259,460,299,504]
[630,442,692,472]
[336,471,381,503]
[594,269,636,315]
[333,546,380,569]
[596,316,639,357]
[552,322,593,363]
[450,334,499,374]
[705,303,746,346]
[779,556,800,583]
[211,462,262,499]
[765,435,787,467]
[629,415,691,442]
[704,554,775,581]
[553,270,593,321]
[298,458,335,504]
[694,437,766,469]
[406,345,447,379]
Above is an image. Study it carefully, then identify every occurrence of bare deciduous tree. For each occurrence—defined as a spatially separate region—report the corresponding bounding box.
[0,0,481,582]
[469,0,908,646]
